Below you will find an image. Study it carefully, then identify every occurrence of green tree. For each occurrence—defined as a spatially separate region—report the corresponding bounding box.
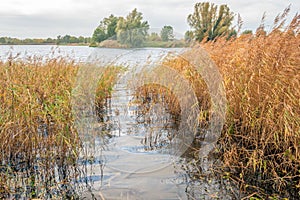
[45,38,54,43]
[241,30,253,35]
[0,37,6,44]
[116,8,149,47]
[160,25,174,41]
[92,14,119,43]
[187,2,235,42]
[92,22,108,43]
[61,35,71,43]
[78,36,85,43]
[56,35,61,44]
[104,14,119,39]
[148,32,161,41]
[184,30,194,43]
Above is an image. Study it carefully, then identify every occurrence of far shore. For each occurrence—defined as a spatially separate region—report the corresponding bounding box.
[0,43,89,46]
[0,41,190,48]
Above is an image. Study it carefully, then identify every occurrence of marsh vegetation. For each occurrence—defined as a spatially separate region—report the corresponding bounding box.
[0,9,299,200]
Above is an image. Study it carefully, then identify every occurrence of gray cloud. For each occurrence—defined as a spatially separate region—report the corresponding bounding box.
[0,14,97,38]
[0,0,298,38]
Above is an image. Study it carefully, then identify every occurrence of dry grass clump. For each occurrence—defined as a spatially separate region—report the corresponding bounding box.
[202,14,299,199]
[95,66,124,107]
[163,57,211,112]
[0,56,121,198]
[134,84,181,117]
[169,13,300,198]
[0,57,80,198]
[162,58,212,129]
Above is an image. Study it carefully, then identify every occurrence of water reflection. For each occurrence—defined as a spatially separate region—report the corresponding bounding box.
[0,46,238,199]
[0,142,83,199]
[83,79,238,199]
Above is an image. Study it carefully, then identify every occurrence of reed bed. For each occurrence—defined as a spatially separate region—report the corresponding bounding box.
[95,66,124,120]
[168,13,300,198]
[0,11,298,199]
[0,56,120,199]
[0,57,80,199]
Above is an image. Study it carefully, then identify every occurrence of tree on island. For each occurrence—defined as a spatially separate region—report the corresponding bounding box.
[147,32,161,41]
[184,30,194,43]
[90,9,188,48]
[160,25,174,41]
[92,14,119,43]
[187,2,235,42]
[116,8,149,47]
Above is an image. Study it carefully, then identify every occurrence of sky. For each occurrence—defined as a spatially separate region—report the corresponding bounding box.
[0,0,299,39]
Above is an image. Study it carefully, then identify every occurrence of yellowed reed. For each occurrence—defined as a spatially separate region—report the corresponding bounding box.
[168,14,300,198]
[95,66,124,108]
[0,57,120,198]
[135,84,181,117]
[0,57,80,197]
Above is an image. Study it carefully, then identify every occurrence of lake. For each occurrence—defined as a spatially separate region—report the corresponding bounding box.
[0,45,93,62]
[0,45,184,64]
[0,45,237,199]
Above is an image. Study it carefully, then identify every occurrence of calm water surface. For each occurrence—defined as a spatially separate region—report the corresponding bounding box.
[0,45,93,62]
[1,45,238,199]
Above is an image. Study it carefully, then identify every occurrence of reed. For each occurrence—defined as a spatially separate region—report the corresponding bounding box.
[95,65,124,116]
[167,12,300,198]
[0,10,298,199]
[0,56,120,198]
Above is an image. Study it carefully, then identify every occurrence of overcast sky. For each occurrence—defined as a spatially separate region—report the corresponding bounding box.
[0,0,299,39]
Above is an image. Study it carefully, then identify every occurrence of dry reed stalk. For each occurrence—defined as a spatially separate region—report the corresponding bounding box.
[167,12,300,198]
[0,56,121,198]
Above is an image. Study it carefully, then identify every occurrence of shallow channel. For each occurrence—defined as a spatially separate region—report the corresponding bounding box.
[78,48,238,199]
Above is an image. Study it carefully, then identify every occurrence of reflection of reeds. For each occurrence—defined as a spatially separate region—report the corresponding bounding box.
[135,84,181,117]
[163,56,211,129]
[134,84,181,150]
[0,57,80,198]
[169,13,300,198]
[0,56,120,198]
[95,66,124,122]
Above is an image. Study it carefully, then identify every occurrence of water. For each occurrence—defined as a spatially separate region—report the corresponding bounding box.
[84,80,188,199]
[0,45,93,62]
[1,45,238,199]
[78,75,237,200]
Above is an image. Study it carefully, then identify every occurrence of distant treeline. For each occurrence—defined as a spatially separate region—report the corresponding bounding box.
[0,35,92,45]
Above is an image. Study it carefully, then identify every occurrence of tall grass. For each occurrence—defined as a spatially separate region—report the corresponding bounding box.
[0,11,298,199]
[95,66,124,121]
[169,12,300,198]
[205,15,299,199]
[0,57,80,198]
[0,56,120,198]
